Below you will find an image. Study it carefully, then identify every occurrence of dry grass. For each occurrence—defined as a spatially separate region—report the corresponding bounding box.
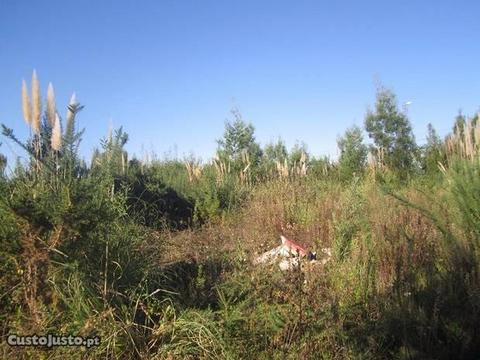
[212,156,230,184]
[159,178,340,268]
[275,151,308,180]
[446,116,480,162]
[185,160,202,183]
[365,188,439,294]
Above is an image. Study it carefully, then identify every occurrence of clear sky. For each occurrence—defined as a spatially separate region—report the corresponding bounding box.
[1,0,479,165]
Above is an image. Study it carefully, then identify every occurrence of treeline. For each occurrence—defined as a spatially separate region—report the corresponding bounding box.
[1,73,477,229]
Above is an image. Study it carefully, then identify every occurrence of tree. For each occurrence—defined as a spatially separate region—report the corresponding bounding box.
[263,139,288,164]
[364,85,417,177]
[337,125,367,180]
[453,110,466,136]
[216,108,262,167]
[289,142,309,164]
[422,123,444,175]
[91,127,129,176]
[260,139,288,179]
[310,155,333,177]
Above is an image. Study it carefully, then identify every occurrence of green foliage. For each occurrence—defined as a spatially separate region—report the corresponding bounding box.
[422,123,445,177]
[121,168,194,230]
[217,108,262,169]
[337,125,367,181]
[288,141,309,164]
[379,157,480,359]
[0,142,6,176]
[2,100,86,182]
[154,306,231,359]
[309,155,335,179]
[130,160,248,226]
[260,139,289,179]
[453,110,467,136]
[447,159,480,249]
[0,99,160,359]
[91,126,129,177]
[263,139,288,163]
[333,179,367,261]
[365,85,417,177]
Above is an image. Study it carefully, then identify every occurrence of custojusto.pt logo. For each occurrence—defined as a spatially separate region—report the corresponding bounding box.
[7,334,100,348]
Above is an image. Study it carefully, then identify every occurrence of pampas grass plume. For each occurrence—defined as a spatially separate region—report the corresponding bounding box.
[46,82,56,127]
[51,113,62,151]
[31,70,41,134]
[21,79,31,126]
[66,92,76,133]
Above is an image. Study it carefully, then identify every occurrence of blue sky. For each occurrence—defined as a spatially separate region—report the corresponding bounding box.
[0,0,479,166]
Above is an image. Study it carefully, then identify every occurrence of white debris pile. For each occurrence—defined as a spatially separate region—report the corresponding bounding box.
[254,235,331,271]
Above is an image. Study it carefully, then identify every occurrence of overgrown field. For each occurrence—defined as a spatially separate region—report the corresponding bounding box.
[1,73,480,359]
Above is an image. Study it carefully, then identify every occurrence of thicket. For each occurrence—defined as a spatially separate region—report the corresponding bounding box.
[1,72,480,359]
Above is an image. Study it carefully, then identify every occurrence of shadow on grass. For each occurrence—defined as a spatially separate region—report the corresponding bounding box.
[156,257,232,310]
